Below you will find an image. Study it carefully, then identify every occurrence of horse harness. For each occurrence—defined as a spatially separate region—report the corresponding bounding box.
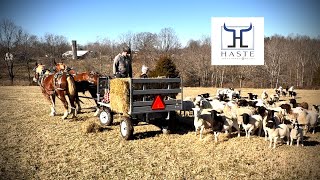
[38,70,70,94]
[54,71,71,90]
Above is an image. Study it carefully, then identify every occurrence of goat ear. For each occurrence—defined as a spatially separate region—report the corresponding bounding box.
[53,60,57,65]
[35,62,38,66]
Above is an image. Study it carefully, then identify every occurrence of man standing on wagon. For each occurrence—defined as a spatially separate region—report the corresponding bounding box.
[113,46,133,78]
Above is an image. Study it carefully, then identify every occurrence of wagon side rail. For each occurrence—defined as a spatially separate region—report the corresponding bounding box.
[128,78,182,115]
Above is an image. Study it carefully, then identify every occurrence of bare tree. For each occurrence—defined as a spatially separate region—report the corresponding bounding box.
[157,27,181,53]
[42,33,69,64]
[0,19,22,84]
[132,32,158,65]
[15,30,38,84]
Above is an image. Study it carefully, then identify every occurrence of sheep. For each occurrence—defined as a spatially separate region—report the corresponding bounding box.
[281,90,287,96]
[261,90,268,101]
[285,107,309,134]
[247,100,258,108]
[313,104,320,114]
[288,86,294,97]
[289,99,298,108]
[266,118,290,148]
[235,106,256,126]
[210,109,225,142]
[192,107,212,139]
[270,94,279,102]
[216,88,238,101]
[255,99,266,107]
[292,91,297,99]
[306,109,319,134]
[192,107,226,142]
[237,99,249,107]
[223,104,254,137]
[247,92,258,100]
[241,113,263,138]
[313,105,320,120]
[220,104,241,137]
[195,96,226,113]
[279,103,291,115]
[263,109,282,141]
[290,120,304,146]
[232,90,241,99]
[297,102,309,110]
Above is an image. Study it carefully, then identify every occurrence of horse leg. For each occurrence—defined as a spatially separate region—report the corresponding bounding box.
[68,94,77,118]
[57,92,69,119]
[43,93,56,116]
[50,94,56,116]
[75,94,81,113]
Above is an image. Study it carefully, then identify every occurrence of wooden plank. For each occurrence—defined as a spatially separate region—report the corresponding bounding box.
[132,78,181,84]
[132,89,181,95]
[133,100,182,107]
[131,104,182,114]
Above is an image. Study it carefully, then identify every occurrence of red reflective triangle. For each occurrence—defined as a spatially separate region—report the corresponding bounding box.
[151,95,165,110]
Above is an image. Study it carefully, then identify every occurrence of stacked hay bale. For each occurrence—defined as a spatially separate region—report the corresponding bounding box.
[109,78,130,115]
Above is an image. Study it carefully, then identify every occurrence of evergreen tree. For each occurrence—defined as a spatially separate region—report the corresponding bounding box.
[149,55,179,78]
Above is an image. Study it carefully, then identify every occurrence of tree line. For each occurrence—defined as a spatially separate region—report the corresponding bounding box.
[1,18,319,88]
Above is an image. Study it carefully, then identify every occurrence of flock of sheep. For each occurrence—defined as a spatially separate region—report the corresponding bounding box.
[181,87,319,148]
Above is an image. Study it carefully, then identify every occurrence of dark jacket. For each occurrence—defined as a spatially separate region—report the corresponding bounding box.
[113,54,132,78]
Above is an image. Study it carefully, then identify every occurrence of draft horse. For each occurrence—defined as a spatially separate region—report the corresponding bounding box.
[33,63,77,119]
[54,62,100,114]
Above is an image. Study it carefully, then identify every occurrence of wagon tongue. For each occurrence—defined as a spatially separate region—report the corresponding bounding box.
[151,95,165,110]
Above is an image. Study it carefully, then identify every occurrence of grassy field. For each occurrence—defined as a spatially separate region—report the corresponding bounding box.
[0,86,320,179]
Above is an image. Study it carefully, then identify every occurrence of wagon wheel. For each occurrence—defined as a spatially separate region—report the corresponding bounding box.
[99,107,113,126]
[120,117,134,140]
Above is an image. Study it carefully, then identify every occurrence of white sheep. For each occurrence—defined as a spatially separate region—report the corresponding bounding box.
[306,110,319,134]
[263,110,282,141]
[287,107,309,134]
[270,94,280,102]
[192,107,213,139]
[266,119,290,148]
[261,90,268,101]
[290,121,304,146]
[241,113,263,138]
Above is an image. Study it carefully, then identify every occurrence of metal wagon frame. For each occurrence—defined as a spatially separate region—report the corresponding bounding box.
[96,77,183,140]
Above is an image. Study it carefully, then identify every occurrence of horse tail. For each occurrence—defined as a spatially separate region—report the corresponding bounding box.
[66,75,77,105]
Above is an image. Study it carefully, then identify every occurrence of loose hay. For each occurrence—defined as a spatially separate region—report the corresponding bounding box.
[109,78,130,114]
[81,118,103,133]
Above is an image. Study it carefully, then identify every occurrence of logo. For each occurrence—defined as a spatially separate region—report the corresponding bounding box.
[211,17,264,65]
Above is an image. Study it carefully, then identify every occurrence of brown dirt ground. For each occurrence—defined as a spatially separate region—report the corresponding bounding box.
[0,86,320,180]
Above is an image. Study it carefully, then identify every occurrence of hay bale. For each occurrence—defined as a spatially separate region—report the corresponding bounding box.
[81,118,103,133]
[110,78,130,114]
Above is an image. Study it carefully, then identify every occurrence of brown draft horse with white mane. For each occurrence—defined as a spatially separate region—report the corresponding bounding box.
[54,62,100,114]
[33,63,77,119]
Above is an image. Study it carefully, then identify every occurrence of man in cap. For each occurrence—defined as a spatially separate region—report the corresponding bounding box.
[113,46,132,78]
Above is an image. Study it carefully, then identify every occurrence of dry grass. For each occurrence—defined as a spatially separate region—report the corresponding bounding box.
[0,86,319,180]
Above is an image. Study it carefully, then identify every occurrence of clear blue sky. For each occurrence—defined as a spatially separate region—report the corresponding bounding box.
[1,0,319,46]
